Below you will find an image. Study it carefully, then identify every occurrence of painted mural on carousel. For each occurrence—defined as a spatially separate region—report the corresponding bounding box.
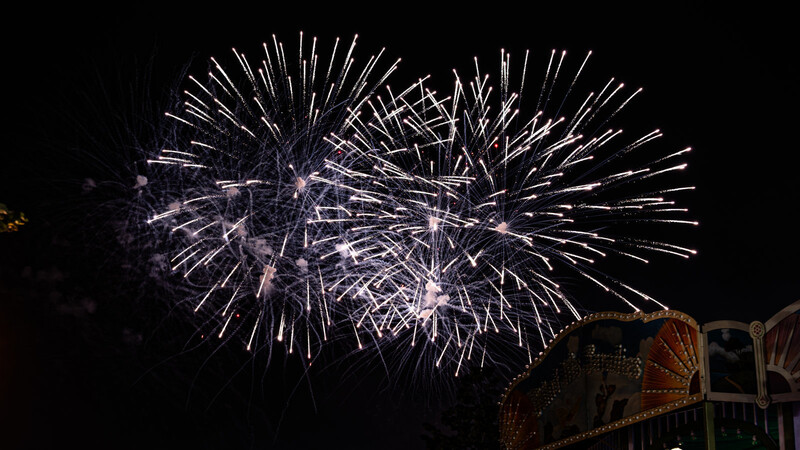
[500,310,702,449]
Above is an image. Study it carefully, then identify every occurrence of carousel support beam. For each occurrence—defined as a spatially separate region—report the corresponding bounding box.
[702,401,716,450]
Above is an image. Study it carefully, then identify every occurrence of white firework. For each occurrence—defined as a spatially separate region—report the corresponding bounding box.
[142,33,400,359]
[319,49,697,377]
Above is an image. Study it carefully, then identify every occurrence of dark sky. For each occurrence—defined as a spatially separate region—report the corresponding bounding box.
[2,3,797,449]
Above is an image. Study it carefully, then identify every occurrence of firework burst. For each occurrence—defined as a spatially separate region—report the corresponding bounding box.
[142,33,400,359]
[138,35,694,380]
[319,49,696,377]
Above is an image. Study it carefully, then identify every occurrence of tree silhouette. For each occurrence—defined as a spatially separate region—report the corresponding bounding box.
[422,367,504,450]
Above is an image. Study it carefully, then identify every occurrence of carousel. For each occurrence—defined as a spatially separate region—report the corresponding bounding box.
[499,300,800,449]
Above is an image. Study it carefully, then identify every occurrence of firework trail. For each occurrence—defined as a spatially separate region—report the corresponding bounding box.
[142,33,400,360]
[319,49,696,377]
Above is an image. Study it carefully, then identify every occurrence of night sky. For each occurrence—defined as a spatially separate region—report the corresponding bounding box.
[2,4,797,449]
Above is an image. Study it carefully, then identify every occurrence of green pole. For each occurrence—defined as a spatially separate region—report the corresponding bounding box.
[703,401,716,450]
